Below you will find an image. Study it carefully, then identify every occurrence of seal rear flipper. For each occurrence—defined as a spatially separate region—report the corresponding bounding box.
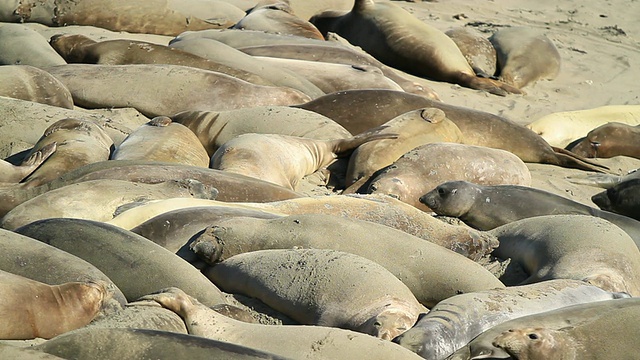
[331,125,399,155]
[551,146,612,173]
[457,73,524,96]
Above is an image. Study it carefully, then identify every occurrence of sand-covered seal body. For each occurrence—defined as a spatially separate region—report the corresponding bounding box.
[0,65,73,108]
[445,27,497,78]
[191,213,504,307]
[232,2,324,40]
[205,248,426,339]
[491,215,640,295]
[490,27,561,89]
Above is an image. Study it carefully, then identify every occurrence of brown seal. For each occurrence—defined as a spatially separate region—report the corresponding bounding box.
[48,34,276,87]
[211,127,397,190]
[112,116,210,167]
[295,89,610,173]
[309,0,522,96]
[569,122,640,159]
[490,27,561,89]
[2,0,245,36]
[0,269,108,340]
[45,63,311,118]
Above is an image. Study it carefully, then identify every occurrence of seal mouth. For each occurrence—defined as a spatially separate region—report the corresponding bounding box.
[419,192,437,209]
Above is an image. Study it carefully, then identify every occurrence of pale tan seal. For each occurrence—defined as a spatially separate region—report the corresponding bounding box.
[210,127,397,190]
[490,27,561,89]
[491,215,640,295]
[0,65,73,109]
[0,23,66,67]
[111,116,210,167]
[345,108,463,190]
[525,105,640,148]
[171,107,351,157]
[137,287,427,360]
[309,0,522,96]
[0,269,108,340]
[205,248,427,339]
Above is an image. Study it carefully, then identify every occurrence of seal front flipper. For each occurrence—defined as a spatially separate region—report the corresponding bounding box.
[457,73,524,96]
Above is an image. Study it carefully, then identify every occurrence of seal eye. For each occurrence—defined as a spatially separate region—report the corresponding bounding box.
[528,333,539,340]
[437,187,446,195]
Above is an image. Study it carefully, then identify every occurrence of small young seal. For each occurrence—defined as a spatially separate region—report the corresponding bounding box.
[309,0,522,96]
[591,178,640,220]
[111,116,210,167]
[490,27,561,89]
[205,248,427,340]
[568,122,640,159]
[211,127,397,190]
[0,269,108,340]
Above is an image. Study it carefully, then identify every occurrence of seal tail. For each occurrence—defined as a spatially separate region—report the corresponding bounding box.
[551,146,613,173]
[456,73,524,96]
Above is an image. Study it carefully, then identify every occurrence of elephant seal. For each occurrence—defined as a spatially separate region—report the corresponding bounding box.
[420,181,640,246]
[490,27,561,89]
[0,228,127,307]
[111,116,210,167]
[0,345,65,359]
[2,0,245,36]
[569,122,640,159]
[0,142,56,183]
[448,297,640,360]
[205,248,427,339]
[345,108,463,190]
[0,65,73,108]
[295,89,609,173]
[0,23,66,67]
[45,64,311,118]
[367,142,532,211]
[48,34,275,87]
[210,127,397,190]
[591,178,640,220]
[191,213,505,307]
[525,105,640,148]
[0,270,108,340]
[171,107,351,157]
[106,194,499,262]
[15,218,227,306]
[394,279,626,360]
[0,178,218,230]
[491,215,640,295]
[33,327,290,360]
[254,56,404,94]
[232,2,324,40]
[309,0,522,96]
[445,27,497,78]
[20,118,114,188]
[139,287,426,360]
